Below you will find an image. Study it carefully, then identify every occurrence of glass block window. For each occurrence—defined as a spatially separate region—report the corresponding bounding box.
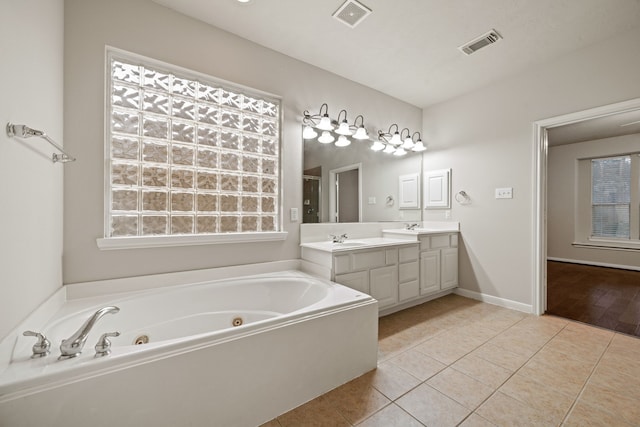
[106,51,280,237]
[591,155,631,239]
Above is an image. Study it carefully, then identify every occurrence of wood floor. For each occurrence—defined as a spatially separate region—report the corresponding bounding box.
[546,261,640,337]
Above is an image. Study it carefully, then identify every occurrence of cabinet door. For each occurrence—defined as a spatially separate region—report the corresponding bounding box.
[420,250,440,295]
[335,271,369,294]
[441,248,458,289]
[369,265,398,309]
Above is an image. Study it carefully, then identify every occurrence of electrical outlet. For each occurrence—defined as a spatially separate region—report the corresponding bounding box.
[290,207,299,222]
[495,187,513,199]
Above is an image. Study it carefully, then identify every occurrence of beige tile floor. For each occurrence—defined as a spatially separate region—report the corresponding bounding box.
[262,294,640,427]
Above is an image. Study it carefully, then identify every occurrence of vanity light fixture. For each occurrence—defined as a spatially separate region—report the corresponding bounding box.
[383,143,396,154]
[393,147,407,156]
[302,104,368,148]
[411,132,427,152]
[400,128,414,149]
[318,131,335,144]
[370,139,385,151]
[335,135,351,147]
[302,104,422,156]
[316,103,334,131]
[303,125,318,139]
[352,115,369,140]
[335,110,353,136]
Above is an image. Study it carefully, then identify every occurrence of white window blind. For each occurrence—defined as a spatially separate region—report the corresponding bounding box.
[591,155,631,238]
[106,50,281,238]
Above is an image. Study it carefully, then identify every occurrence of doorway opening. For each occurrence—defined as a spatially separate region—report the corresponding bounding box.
[329,163,362,223]
[533,98,640,325]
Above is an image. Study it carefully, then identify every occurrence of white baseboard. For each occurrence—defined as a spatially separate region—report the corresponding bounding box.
[547,257,640,272]
[454,288,532,314]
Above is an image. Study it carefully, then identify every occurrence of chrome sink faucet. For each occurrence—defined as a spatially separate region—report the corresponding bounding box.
[329,233,347,243]
[405,223,419,230]
[59,306,120,359]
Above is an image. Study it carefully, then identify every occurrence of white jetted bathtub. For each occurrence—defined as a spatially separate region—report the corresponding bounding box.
[0,268,378,427]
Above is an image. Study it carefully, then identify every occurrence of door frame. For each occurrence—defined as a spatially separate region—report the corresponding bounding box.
[532,97,640,315]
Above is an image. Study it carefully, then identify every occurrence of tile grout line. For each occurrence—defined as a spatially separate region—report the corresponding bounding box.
[557,330,616,426]
[456,316,570,426]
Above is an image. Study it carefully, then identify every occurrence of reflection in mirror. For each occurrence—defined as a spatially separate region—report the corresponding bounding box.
[303,128,423,223]
[303,169,321,223]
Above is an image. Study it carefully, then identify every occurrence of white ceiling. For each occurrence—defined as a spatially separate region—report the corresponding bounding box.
[152,0,640,109]
[547,109,640,146]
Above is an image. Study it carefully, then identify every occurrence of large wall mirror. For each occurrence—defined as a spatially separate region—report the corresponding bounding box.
[303,130,423,223]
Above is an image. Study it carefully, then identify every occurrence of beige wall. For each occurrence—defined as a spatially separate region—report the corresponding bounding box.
[0,0,64,339]
[63,0,421,284]
[422,27,640,307]
[548,134,640,268]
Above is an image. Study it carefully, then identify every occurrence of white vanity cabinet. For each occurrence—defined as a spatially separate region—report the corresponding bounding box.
[398,245,420,302]
[419,233,458,293]
[334,247,402,310]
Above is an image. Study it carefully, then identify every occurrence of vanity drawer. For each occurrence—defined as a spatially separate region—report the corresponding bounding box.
[335,249,387,274]
[352,250,386,271]
[334,254,351,274]
[420,234,456,250]
[399,245,418,262]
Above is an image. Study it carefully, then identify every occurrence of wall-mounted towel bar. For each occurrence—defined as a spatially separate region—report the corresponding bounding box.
[6,123,76,163]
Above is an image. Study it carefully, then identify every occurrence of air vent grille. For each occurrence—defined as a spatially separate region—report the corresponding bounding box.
[332,0,372,28]
[459,30,502,55]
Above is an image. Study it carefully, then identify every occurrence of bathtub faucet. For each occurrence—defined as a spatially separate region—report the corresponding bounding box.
[59,306,120,359]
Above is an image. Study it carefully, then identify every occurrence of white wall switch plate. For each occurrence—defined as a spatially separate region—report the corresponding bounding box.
[290,207,299,221]
[495,187,513,199]
[368,196,376,205]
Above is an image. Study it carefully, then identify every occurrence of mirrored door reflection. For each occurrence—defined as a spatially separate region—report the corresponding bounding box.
[303,175,321,223]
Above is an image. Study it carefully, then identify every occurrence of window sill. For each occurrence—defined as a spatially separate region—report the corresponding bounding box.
[572,238,640,252]
[97,232,288,250]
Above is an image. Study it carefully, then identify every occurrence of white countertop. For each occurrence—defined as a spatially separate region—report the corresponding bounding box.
[300,237,418,253]
[381,226,460,236]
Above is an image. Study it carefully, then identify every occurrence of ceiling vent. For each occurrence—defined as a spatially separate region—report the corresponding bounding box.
[332,0,372,28]
[459,29,502,55]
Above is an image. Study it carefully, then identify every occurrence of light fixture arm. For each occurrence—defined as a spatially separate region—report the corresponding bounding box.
[412,131,422,141]
[353,115,365,128]
[336,109,348,123]
[318,103,329,117]
[400,128,411,139]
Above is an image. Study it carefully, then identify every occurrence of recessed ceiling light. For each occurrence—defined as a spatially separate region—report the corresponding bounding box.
[236,0,252,3]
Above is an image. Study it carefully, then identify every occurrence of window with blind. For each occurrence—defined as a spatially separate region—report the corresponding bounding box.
[591,155,631,239]
[104,49,281,244]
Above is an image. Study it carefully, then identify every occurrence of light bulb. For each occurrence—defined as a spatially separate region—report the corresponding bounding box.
[353,126,368,140]
[370,140,385,151]
[335,135,351,147]
[303,125,318,139]
[383,144,396,154]
[318,131,335,144]
[335,120,352,136]
[389,132,401,146]
[393,147,407,156]
[317,115,334,131]
[402,136,414,149]
[412,140,427,152]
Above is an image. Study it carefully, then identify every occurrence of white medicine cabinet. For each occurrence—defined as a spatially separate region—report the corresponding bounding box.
[424,168,451,209]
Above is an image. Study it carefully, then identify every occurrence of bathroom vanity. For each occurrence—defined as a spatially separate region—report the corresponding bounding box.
[300,223,459,315]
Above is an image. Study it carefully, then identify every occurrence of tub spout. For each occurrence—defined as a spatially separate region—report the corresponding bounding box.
[59,306,120,359]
